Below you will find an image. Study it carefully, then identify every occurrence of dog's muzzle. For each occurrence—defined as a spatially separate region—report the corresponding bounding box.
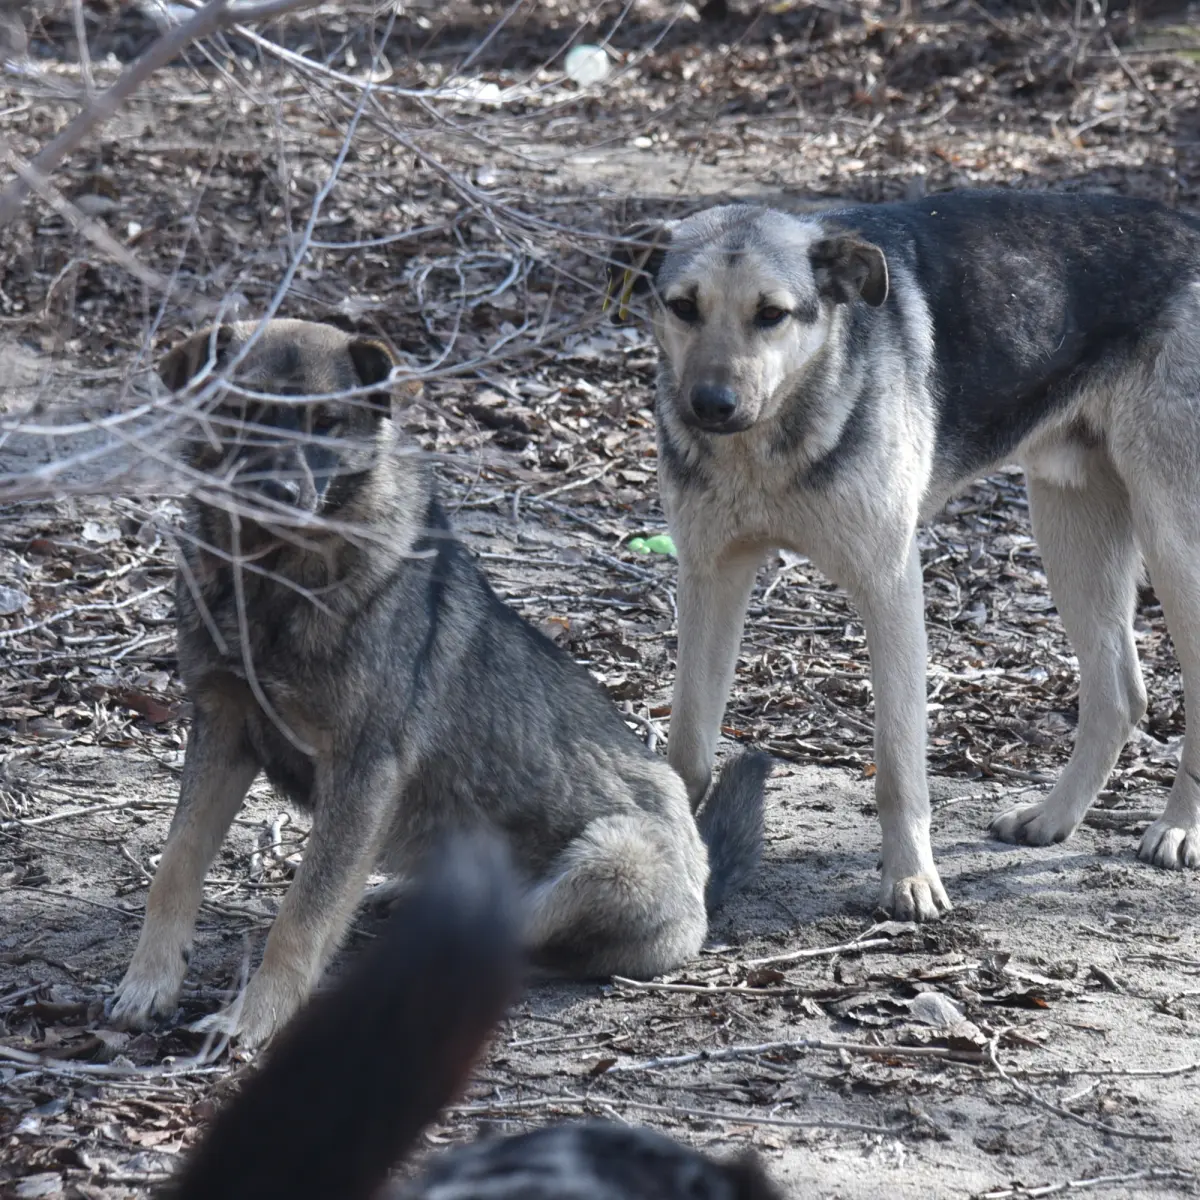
[235,449,319,513]
[689,383,745,433]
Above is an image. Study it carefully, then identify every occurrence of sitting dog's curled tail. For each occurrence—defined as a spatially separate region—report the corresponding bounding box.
[697,751,772,914]
[167,834,522,1200]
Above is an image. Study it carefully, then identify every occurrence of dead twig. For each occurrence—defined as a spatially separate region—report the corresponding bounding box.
[446,1090,897,1135]
[741,934,902,970]
[611,976,792,997]
[986,1038,1171,1144]
[0,1043,225,1080]
[0,136,169,292]
[602,1036,988,1074]
[977,1167,1196,1199]
[591,1095,898,1136]
[1012,1060,1200,1081]
[0,0,326,229]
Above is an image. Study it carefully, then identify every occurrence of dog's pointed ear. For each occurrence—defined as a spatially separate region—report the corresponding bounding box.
[810,233,888,308]
[605,221,674,324]
[159,325,234,392]
[348,337,397,412]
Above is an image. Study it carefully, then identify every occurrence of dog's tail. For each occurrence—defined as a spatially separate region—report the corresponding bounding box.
[696,750,772,914]
[168,834,523,1200]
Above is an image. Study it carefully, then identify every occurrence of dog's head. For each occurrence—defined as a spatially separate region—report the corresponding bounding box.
[606,206,887,435]
[161,318,397,519]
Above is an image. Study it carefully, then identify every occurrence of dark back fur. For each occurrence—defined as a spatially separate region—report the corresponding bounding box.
[824,190,1200,477]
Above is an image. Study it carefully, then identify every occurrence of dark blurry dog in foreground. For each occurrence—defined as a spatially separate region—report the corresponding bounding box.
[165,836,785,1200]
[112,318,771,1047]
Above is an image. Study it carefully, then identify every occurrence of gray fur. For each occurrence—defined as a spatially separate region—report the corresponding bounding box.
[609,190,1200,921]
[112,318,770,1047]
[401,1122,783,1200]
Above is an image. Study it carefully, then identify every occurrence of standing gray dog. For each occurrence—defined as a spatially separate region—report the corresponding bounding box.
[111,318,769,1047]
[608,189,1200,920]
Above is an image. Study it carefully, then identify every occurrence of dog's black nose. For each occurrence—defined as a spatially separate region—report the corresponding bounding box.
[691,384,738,426]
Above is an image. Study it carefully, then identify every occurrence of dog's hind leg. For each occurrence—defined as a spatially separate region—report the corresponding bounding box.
[850,539,951,921]
[524,812,708,980]
[112,706,258,1029]
[991,447,1145,847]
[669,547,762,809]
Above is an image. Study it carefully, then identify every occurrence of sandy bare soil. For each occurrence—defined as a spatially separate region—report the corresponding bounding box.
[4,2,1200,1198]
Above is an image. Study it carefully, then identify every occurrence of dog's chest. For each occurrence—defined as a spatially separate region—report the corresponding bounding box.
[178,566,347,723]
[666,437,833,552]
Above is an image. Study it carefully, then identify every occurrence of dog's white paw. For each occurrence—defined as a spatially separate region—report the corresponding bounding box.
[879,871,951,922]
[110,944,189,1030]
[220,965,309,1049]
[1138,819,1200,870]
[989,800,1079,847]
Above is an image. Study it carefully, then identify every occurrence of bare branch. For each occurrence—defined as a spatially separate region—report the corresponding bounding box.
[0,0,325,229]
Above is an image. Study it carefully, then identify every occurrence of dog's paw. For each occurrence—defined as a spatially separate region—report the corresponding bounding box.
[879,872,951,922]
[189,962,309,1049]
[110,946,189,1030]
[989,800,1078,846]
[1138,819,1200,870]
[231,965,310,1049]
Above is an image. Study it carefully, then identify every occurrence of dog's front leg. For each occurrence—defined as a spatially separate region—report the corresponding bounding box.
[851,540,951,921]
[223,755,401,1049]
[669,548,762,809]
[112,707,258,1029]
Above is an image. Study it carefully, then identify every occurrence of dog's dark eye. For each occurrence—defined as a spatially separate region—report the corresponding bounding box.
[667,296,699,323]
[755,306,789,328]
[311,412,340,436]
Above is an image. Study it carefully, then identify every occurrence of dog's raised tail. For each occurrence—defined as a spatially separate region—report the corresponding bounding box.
[168,834,522,1200]
[697,751,772,914]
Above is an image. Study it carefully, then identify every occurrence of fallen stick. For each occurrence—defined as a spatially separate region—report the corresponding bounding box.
[986,1039,1171,1144]
[601,1037,987,1074]
[740,936,896,969]
[977,1166,1195,1199]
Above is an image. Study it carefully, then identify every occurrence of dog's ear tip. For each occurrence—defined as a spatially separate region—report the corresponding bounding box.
[605,221,673,314]
[157,345,186,391]
[158,324,233,392]
[348,337,397,387]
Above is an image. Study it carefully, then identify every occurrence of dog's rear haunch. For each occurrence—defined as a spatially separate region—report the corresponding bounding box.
[166,837,785,1200]
[112,318,771,1047]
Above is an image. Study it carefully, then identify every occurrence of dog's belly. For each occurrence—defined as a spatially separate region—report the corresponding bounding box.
[929,361,1104,489]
